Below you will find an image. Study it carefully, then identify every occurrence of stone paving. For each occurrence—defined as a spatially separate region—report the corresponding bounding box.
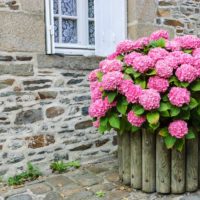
[0,159,200,200]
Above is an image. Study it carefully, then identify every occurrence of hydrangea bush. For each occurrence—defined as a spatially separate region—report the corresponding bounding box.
[88,30,200,151]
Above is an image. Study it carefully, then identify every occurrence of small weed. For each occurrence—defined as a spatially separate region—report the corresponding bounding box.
[50,160,80,173]
[96,191,106,198]
[8,162,42,186]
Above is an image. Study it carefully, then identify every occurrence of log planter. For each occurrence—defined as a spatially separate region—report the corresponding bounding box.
[118,130,199,194]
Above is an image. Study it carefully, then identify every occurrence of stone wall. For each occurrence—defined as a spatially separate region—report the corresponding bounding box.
[0,0,117,178]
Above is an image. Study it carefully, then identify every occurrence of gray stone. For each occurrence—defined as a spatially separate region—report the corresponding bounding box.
[73,95,90,102]
[46,107,65,118]
[38,91,57,99]
[44,192,63,200]
[7,152,25,163]
[23,79,52,85]
[3,105,23,112]
[0,55,13,61]
[0,64,33,76]
[6,194,32,200]
[14,108,43,125]
[75,120,93,129]
[65,191,93,200]
[67,79,83,85]
[16,56,32,61]
[27,183,51,194]
[81,106,89,116]
[70,143,93,151]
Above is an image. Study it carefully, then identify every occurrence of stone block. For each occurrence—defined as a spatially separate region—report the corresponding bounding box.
[0,64,33,76]
[46,107,65,118]
[0,12,45,52]
[20,0,44,14]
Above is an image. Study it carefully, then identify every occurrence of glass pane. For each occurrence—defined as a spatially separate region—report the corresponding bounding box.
[62,19,77,43]
[89,21,95,45]
[54,18,59,43]
[61,0,77,16]
[88,0,94,18]
[53,0,59,14]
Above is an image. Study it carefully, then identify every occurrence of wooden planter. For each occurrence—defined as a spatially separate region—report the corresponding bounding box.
[118,129,199,194]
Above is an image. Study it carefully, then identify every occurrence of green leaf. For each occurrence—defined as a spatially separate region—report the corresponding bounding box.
[170,106,180,117]
[149,38,165,48]
[132,104,145,116]
[175,139,185,152]
[146,69,156,76]
[135,79,146,89]
[100,117,108,127]
[179,110,190,120]
[123,74,132,80]
[116,55,124,61]
[98,124,107,134]
[149,122,160,131]
[191,80,200,91]
[162,94,168,102]
[183,49,193,54]
[159,127,169,137]
[181,82,189,88]
[109,115,120,129]
[189,97,198,110]
[125,68,141,78]
[164,135,176,149]
[160,110,170,117]
[146,112,160,125]
[131,126,140,133]
[96,71,103,82]
[186,129,195,139]
[107,91,117,103]
[158,102,171,112]
[117,101,127,115]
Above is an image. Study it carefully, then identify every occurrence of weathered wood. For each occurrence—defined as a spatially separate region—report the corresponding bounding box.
[130,131,142,189]
[142,129,156,193]
[186,136,198,192]
[156,135,171,194]
[117,133,123,181]
[171,147,185,194]
[122,132,131,185]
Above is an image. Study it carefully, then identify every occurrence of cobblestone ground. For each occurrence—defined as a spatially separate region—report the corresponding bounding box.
[0,159,200,200]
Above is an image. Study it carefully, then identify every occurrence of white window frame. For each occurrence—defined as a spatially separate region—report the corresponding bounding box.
[45,0,127,56]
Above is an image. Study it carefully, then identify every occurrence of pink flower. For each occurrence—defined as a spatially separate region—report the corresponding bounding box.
[168,120,188,139]
[147,76,169,93]
[193,58,200,77]
[132,55,154,73]
[124,52,142,66]
[116,40,135,54]
[125,84,143,104]
[88,69,101,82]
[107,52,119,60]
[127,111,146,127]
[139,89,161,110]
[168,87,190,107]
[91,85,102,102]
[155,60,173,78]
[118,79,134,95]
[174,35,200,49]
[90,81,102,92]
[193,48,200,58]
[93,119,100,128]
[102,71,123,90]
[132,37,149,49]
[89,98,112,118]
[148,47,169,62]
[150,30,169,41]
[164,55,179,69]
[175,64,198,83]
[165,40,181,51]
[178,53,194,65]
[99,59,123,73]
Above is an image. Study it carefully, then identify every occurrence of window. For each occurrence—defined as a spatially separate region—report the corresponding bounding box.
[45,0,127,56]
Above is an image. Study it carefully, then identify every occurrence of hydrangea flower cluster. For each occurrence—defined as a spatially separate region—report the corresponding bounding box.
[88,30,200,151]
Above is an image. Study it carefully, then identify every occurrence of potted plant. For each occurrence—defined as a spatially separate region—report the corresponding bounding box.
[88,30,200,194]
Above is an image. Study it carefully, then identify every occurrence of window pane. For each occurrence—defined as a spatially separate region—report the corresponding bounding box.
[54,18,59,43]
[89,21,95,45]
[61,0,77,16]
[88,0,94,18]
[53,0,59,14]
[62,19,77,43]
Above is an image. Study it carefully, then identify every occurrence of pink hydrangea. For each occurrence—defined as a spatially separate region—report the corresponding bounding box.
[174,35,200,49]
[90,81,102,92]
[193,48,200,58]
[124,52,142,66]
[150,30,169,41]
[107,52,119,60]
[168,87,190,107]
[132,37,149,49]
[88,69,101,82]
[155,60,173,78]
[168,120,188,139]
[148,47,169,62]
[132,55,154,73]
[99,59,123,73]
[175,64,198,83]
[139,89,161,110]
[91,86,102,102]
[93,119,100,128]
[127,111,146,127]
[164,55,179,69]
[178,53,194,65]
[165,40,181,51]
[89,98,111,118]
[116,40,135,54]
[193,58,200,77]
[102,71,123,90]
[147,76,169,93]
[118,79,134,95]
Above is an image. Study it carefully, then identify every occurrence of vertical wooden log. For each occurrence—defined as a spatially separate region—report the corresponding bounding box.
[130,131,142,189]
[156,135,170,194]
[171,147,185,194]
[122,132,131,185]
[142,129,156,193]
[186,136,198,192]
[117,133,123,181]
